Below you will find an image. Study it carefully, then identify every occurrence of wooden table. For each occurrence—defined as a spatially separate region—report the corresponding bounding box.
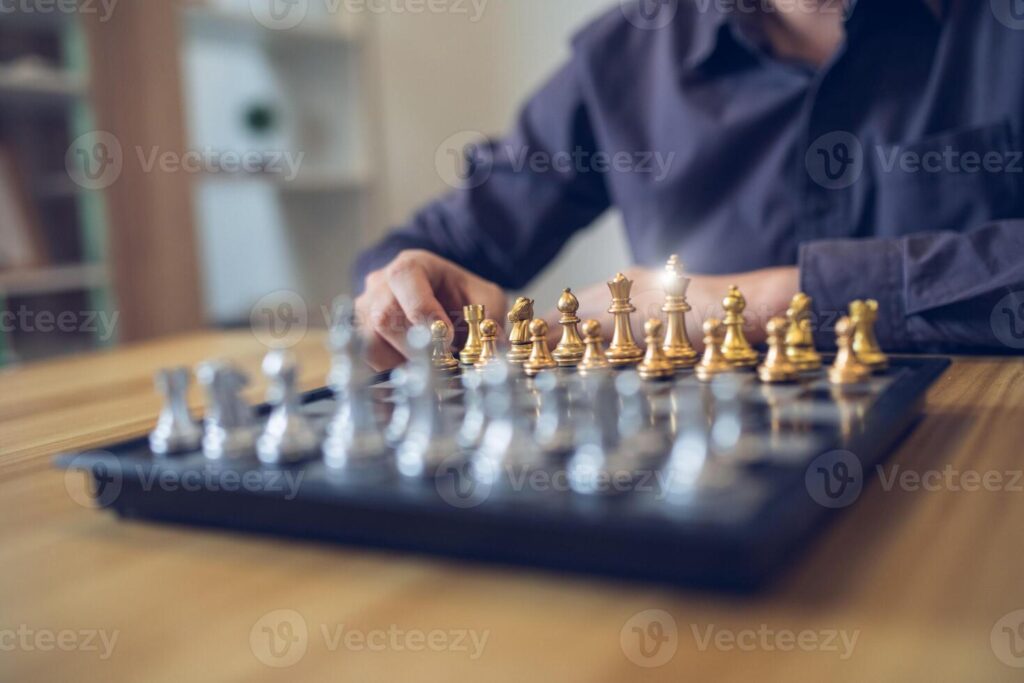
[2,331,1023,682]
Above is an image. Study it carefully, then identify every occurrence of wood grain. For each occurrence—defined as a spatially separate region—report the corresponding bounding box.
[1,333,1023,682]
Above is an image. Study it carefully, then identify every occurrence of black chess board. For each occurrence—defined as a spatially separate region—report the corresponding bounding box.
[56,357,948,591]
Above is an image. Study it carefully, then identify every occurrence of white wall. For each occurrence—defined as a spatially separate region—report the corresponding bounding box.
[370,0,631,306]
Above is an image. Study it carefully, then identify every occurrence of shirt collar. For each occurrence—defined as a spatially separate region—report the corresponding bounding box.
[679,0,945,73]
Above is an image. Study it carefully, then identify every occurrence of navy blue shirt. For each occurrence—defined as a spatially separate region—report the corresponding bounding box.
[356,0,1024,352]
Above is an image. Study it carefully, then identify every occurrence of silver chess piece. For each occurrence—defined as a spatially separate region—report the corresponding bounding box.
[457,369,487,451]
[256,350,319,465]
[196,361,257,460]
[149,367,202,456]
[471,358,544,486]
[396,326,461,478]
[532,370,575,455]
[323,298,388,472]
[385,365,415,447]
[566,373,636,496]
[615,370,671,466]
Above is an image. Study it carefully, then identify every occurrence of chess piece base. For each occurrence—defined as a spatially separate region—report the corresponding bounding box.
[604,346,644,367]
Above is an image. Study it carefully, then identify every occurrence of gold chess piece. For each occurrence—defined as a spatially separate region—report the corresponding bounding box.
[850,299,889,372]
[474,319,500,369]
[430,320,460,374]
[637,318,675,381]
[577,319,610,374]
[661,255,698,368]
[459,304,485,365]
[721,285,759,369]
[552,288,585,367]
[605,272,644,367]
[695,318,733,382]
[785,293,822,372]
[758,317,799,384]
[506,296,535,365]
[523,319,558,377]
[828,316,871,386]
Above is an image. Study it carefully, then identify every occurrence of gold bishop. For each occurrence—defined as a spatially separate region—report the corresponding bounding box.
[721,285,759,369]
[785,293,823,372]
[552,288,585,367]
[850,299,889,372]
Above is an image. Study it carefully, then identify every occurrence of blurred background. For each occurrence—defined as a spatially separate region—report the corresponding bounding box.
[0,0,630,365]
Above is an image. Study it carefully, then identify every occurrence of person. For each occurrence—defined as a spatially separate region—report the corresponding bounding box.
[354,0,1024,370]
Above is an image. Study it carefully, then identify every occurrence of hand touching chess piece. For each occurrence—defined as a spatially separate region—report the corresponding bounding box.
[355,250,507,371]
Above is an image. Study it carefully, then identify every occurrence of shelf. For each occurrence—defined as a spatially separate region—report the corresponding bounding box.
[0,263,109,297]
[183,6,361,46]
[0,66,86,107]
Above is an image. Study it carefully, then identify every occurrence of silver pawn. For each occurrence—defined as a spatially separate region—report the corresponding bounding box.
[385,365,415,447]
[197,361,257,460]
[471,358,543,486]
[149,367,202,456]
[457,369,487,451]
[532,370,574,455]
[256,350,319,465]
[566,373,635,496]
[323,298,387,471]
[396,326,461,478]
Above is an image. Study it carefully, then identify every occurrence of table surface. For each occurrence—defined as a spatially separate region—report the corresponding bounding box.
[2,331,1023,682]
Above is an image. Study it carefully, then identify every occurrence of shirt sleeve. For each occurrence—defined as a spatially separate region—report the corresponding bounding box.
[799,220,1024,352]
[353,54,611,293]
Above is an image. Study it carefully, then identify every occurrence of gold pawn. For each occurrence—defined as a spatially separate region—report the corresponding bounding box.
[506,296,534,365]
[430,320,460,374]
[474,319,500,369]
[552,288,585,367]
[661,255,698,368]
[695,319,734,383]
[577,319,610,375]
[721,285,759,369]
[459,304,485,365]
[605,272,644,367]
[828,316,871,386]
[523,319,558,377]
[758,317,799,384]
[850,299,889,372]
[785,293,822,372]
[637,318,675,381]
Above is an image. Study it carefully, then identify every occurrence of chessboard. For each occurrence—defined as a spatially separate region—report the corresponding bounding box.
[56,353,948,591]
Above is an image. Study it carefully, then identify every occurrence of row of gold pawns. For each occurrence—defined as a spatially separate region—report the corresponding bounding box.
[427,256,888,387]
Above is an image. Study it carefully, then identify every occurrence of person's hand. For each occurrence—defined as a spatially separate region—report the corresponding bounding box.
[355,250,507,370]
[550,265,799,351]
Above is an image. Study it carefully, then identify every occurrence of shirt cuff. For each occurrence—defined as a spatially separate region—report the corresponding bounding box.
[798,238,909,351]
